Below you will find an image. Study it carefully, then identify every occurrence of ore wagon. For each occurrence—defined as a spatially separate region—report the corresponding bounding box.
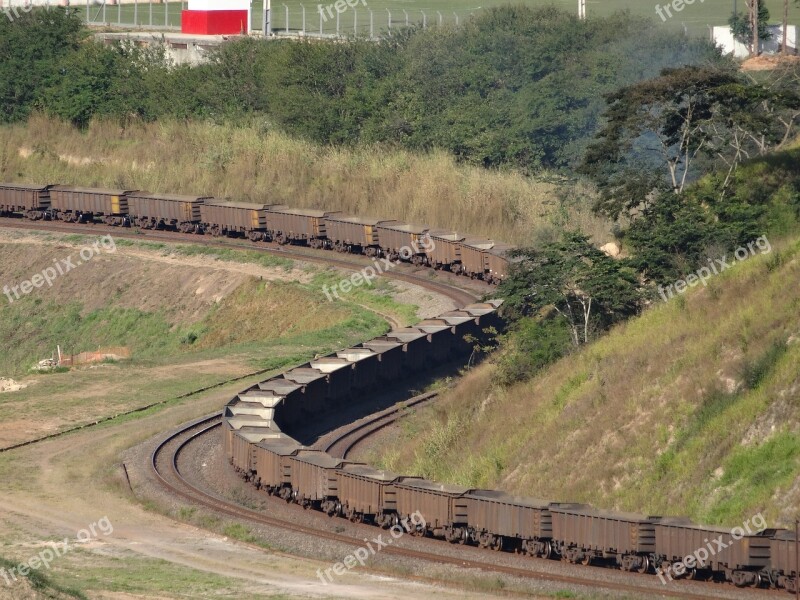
[288,450,360,512]
[375,222,431,264]
[549,503,655,572]
[127,192,208,232]
[483,242,514,284]
[49,186,135,225]
[309,357,355,407]
[200,201,272,240]
[253,439,303,496]
[0,182,51,219]
[460,238,495,278]
[652,517,773,586]
[413,320,456,364]
[379,329,430,371]
[360,340,404,382]
[465,490,552,555]
[324,215,394,255]
[336,348,379,392]
[335,465,421,525]
[266,207,339,247]
[426,230,465,271]
[391,479,472,540]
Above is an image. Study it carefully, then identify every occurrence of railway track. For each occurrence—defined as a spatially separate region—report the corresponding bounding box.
[318,390,439,458]
[0,217,481,308]
[151,412,773,599]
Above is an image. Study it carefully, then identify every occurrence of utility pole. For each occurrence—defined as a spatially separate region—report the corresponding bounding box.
[262,0,270,36]
[578,0,585,20]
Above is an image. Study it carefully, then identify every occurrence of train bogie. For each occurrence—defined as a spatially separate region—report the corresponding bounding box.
[768,530,798,592]
[49,186,135,225]
[0,183,51,219]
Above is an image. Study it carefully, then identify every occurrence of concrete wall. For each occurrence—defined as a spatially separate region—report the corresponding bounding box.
[712,24,798,58]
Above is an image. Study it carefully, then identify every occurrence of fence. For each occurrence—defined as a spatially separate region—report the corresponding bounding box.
[70,0,481,38]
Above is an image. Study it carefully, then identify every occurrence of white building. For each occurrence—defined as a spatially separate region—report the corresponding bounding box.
[712,24,798,58]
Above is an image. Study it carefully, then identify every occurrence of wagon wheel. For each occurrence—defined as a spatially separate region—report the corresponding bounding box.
[492,537,503,552]
[637,556,650,574]
[581,554,592,566]
[541,541,552,560]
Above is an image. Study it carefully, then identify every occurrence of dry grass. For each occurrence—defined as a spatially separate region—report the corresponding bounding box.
[371,237,800,528]
[0,115,611,246]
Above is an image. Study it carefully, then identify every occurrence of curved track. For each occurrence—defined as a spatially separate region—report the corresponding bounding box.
[318,390,438,458]
[150,411,776,600]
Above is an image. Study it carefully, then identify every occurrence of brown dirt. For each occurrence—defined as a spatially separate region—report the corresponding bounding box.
[741,54,800,71]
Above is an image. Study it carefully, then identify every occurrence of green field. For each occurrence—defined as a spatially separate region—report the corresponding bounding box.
[81,0,800,39]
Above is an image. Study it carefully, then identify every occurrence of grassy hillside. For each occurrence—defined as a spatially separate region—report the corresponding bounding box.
[0,115,609,246]
[369,233,800,529]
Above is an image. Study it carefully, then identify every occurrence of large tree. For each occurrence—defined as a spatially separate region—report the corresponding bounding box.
[498,233,641,347]
[582,66,800,221]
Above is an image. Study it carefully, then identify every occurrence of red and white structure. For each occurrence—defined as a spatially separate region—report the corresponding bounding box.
[182,0,250,35]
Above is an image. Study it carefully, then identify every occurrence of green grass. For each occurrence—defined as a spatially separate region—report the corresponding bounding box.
[0,555,88,599]
[78,0,800,39]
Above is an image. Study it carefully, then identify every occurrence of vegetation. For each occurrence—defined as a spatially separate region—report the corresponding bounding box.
[0,115,607,245]
[372,233,800,527]
[1,7,722,172]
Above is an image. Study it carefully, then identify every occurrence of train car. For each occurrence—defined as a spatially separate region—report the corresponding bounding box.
[127,192,209,233]
[549,503,655,571]
[268,370,328,429]
[652,517,772,586]
[359,340,405,382]
[768,529,797,592]
[266,207,339,247]
[378,329,430,371]
[324,215,395,255]
[335,348,380,393]
[309,357,355,407]
[335,465,422,525]
[288,450,359,512]
[413,319,456,364]
[426,230,465,271]
[375,222,431,264]
[200,200,273,241]
[391,478,472,539]
[0,182,51,219]
[483,242,514,284]
[49,186,135,225]
[438,311,483,356]
[460,238,495,278]
[465,490,553,556]
[252,439,304,497]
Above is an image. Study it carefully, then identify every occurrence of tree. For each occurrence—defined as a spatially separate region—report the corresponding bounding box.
[582,66,800,220]
[729,0,771,54]
[498,232,641,347]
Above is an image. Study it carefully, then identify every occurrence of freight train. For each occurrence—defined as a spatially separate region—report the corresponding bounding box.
[0,182,511,284]
[222,300,799,593]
